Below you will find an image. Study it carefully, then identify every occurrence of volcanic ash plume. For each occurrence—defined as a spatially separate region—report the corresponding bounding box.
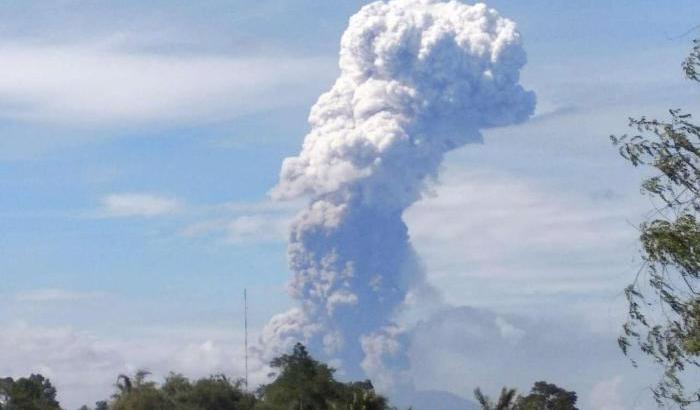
[261,0,535,387]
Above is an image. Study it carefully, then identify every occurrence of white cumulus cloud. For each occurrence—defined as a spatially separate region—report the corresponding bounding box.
[0,323,267,409]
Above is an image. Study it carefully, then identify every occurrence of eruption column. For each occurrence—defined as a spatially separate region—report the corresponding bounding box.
[261,0,535,386]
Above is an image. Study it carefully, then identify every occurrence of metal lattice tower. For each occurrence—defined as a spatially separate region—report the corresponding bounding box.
[244,288,249,390]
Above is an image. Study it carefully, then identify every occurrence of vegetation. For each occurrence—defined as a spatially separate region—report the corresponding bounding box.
[473,382,578,410]
[473,387,518,410]
[16,342,392,410]
[516,382,578,410]
[88,347,389,410]
[0,374,61,410]
[0,344,580,410]
[611,38,700,407]
[256,343,389,410]
[106,370,255,410]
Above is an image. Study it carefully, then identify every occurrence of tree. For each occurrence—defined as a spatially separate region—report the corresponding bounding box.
[98,370,256,410]
[474,382,578,410]
[160,373,192,403]
[110,371,172,410]
[0,377,11,409]
[611,38,700,407]
[343,381,389,410]
[0,374,61,410]
[473,387,518,410]
[0,348,388,410]
[515,381,578,410]
[257,343,391,410]
[257,343,342,410]
[180,375,254,410]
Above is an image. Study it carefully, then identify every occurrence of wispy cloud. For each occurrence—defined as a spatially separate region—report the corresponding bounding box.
[0,42,334,127]
[99,193,183,217]
[226,214,290,244]
[181,199,298,245]
[15,289,105,303]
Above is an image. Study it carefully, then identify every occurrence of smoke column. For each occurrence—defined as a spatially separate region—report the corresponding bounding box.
[261,0,535,388]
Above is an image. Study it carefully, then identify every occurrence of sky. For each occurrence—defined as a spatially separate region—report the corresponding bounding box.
[1,0,700,409]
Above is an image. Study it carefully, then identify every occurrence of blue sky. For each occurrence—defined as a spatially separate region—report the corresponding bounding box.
[2,1,700,408]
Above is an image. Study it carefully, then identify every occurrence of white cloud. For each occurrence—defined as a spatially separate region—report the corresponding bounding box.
[590,376,628,410]
[226,214,290,244]
[0,323,123,409]
[0,322,268,409]
[407,307,657,410]
[0,42,334,127]
[99,193,182,217]
[405,169,643,315]
[15,289,104,303]
[408,170,633,267]
[181,199,299,245]
[0,314,655,410]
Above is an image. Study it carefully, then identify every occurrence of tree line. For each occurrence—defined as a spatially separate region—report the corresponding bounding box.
[0,342,578,410]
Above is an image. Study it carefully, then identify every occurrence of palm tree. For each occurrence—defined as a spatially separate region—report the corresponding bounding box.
[346,388,389,410]
[115,374,132,397]
[473,387,518,410]
[113,370,152,399]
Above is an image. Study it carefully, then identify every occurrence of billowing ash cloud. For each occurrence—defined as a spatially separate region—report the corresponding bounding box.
[260,0,535,389]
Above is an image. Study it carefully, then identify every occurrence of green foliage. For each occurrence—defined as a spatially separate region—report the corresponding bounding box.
[515,382,578,410]
[0,374,61,410]
[63,343,389,410]
[160,373,193,404]
[474,382,577,410]
[611,38,700,407]
[683,39,700,83]
[473,387,518,410]
[257,343,391,410]
[342,381,390,410]
[181,375,255,410]
[94,402,109,410]
[106,371,255,410]
[0,367,579,410]
[110,371,171,410]
[257,343,342,409]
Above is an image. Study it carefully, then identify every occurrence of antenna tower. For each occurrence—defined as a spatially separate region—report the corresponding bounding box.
[244,288,249,390]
